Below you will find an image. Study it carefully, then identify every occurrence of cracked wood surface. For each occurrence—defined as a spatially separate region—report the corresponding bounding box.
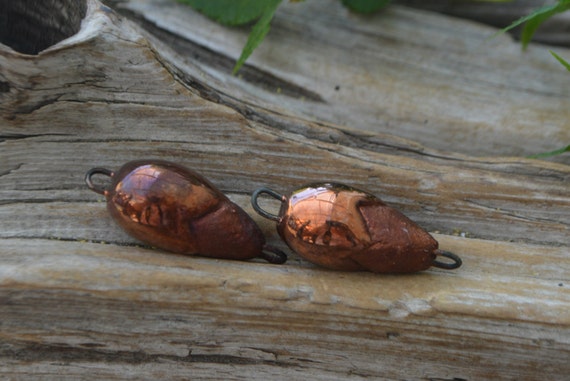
[116,0,570,160]
[0,0,569,380]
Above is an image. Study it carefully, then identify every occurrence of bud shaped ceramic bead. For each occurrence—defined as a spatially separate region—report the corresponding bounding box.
[252,183,461,273]
[86,160,286,264]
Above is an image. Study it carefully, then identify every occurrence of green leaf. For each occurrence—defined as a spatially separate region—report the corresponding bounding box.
[521,3,570,49]
[527,145,570,159]
[232,0,282,74]
[550,50,570,71]
[494,0,570,49]
[341,0,391,14]
[176,0,273,26]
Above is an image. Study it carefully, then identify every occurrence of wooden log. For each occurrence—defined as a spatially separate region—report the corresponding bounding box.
[0,0,87,55]
[399,0,570,47]
[116,0,570,160]
[1,0,569,379]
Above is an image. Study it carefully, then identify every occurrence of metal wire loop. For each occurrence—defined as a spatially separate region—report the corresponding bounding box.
[251,187,285,222]
[432,250,462,270]
[85,167,114,195]
[259,244,288,264]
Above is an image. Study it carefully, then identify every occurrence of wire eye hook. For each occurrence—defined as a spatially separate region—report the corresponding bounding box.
[432,250,462,270]
[85,167,114,195]
[259,244,288,264]
[251,187,286,222]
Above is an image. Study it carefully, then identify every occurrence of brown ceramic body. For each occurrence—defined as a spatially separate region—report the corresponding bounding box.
[277,183,438,273]
[105,160,265,260]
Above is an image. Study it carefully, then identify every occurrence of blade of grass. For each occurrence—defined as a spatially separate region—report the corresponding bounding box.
[527,145,570,159]
[232,0,282,74]
[492,0,570,46]
[550,50,570,71]
[521,1,570,49]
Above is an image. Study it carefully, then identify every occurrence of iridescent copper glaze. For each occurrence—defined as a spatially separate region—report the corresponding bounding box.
[252,183,461,273]
[85,160,286,264]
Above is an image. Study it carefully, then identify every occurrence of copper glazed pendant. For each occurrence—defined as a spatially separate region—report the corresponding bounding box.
[85,160,286,264]
[252,183,462,273]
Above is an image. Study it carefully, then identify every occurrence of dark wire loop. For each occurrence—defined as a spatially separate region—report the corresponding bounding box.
[432,250,462,270]
[259,244,288,264]
[251,187,285,222]
[85,167,114,195]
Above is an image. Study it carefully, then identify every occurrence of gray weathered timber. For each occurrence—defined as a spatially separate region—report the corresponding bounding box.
[118,0,570,159]
[1,0,569,380]
[400,0,570,47]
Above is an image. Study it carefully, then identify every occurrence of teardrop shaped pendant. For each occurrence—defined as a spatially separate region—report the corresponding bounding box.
[85,160,286,264]
[252,183,461,273]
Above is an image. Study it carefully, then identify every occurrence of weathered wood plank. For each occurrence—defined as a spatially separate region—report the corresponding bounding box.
[117,0,570,159]
[0,0,569,379]
[400,0,570,47]
[1,237,569,380]
[1,113,569,244]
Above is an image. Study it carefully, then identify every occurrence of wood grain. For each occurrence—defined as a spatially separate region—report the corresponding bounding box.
[1,236,569,380]
[1,0,569,379]
[399,0,570,47]
[117,0,570,159]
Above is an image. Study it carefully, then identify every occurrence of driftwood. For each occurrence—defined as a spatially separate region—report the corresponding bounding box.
[1,0,569,379]
[400,0,570,47]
